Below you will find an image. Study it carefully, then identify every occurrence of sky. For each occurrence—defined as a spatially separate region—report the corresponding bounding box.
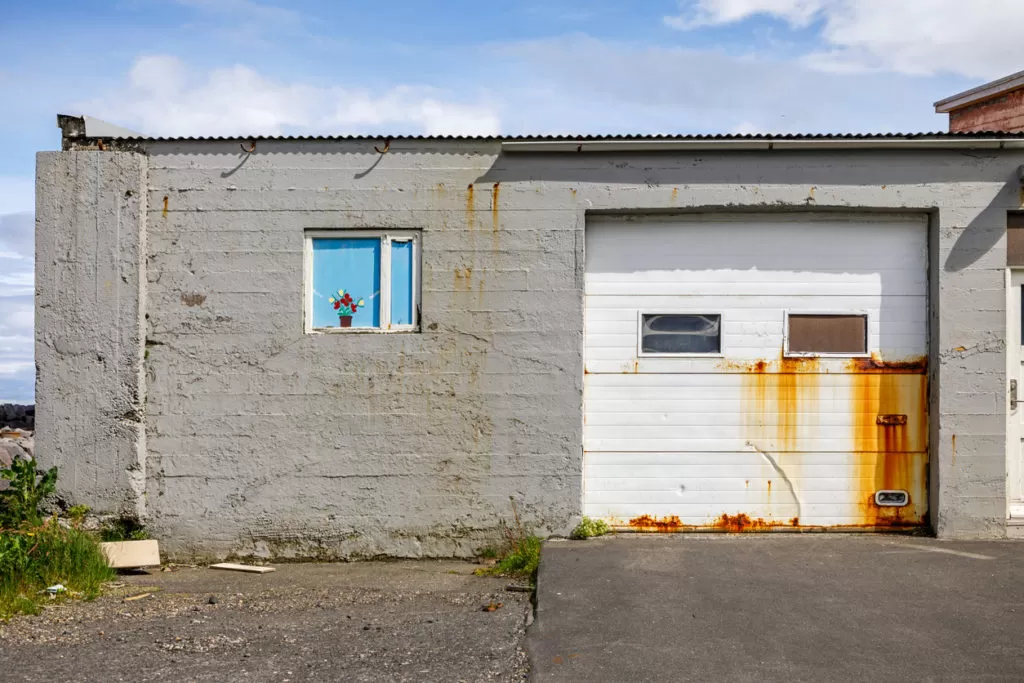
[1,0,1023,402]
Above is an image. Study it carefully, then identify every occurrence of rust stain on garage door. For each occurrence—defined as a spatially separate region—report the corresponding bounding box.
[849,355,929,528]
[631,351,930,532]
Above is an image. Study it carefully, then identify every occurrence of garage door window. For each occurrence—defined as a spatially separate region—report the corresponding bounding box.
[640,314,721,355]
[786,313,867,356]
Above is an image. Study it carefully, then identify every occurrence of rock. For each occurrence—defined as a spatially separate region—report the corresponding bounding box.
[0,404,34,431]
[0,439,30,468]
[0,436,33,491]
[0,438,29,492]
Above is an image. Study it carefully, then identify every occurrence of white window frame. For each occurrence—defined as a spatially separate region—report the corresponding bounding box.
[636,311,725,357]
[304,229,421,334]
[783,309,870,358]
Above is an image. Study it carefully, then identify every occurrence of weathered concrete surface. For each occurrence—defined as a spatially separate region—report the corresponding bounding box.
[529,535,1024,682]
[139,140,582,559]
[0,560,529,682]
[35,151,148,516]
[36,135,1024,555]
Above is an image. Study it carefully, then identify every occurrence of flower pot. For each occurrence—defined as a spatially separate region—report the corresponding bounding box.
[339,316,352,328]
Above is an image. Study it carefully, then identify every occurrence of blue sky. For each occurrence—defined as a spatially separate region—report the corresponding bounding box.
[1,0,1022,402]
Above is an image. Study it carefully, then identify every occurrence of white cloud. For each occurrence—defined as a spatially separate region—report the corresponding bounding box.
[493,34,950,135]
[665,0,824,29]
[78,55,501,137]
[664,0,1024,79]
[0,213,34,403]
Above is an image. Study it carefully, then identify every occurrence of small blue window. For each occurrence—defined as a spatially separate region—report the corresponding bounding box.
[308,232,418,331]
[390,241,414,326]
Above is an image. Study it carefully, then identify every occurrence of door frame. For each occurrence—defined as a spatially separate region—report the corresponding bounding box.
[1006,269,1024,518]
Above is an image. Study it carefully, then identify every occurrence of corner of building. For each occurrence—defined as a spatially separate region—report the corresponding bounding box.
[34,148,149,518]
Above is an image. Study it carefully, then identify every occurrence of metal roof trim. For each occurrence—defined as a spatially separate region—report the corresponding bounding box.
[55,116,1024,144]
[102,132,1024,142]
[501,138,1024,152]
[935,69,1024,113]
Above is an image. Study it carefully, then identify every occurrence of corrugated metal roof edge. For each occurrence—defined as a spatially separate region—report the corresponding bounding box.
[64,131,1024,142]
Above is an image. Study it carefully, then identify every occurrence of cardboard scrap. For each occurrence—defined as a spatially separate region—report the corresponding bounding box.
[209,563,276,574]
[101,540,161,569]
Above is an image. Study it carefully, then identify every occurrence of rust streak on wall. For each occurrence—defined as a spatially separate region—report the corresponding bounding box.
[491,182,500,233]
[465,183,475,228]
[453,266,472,292]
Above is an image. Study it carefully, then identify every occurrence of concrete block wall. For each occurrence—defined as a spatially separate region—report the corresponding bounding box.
[35,151,148,516]
[36,140,1024,557]
[139,141,582,559]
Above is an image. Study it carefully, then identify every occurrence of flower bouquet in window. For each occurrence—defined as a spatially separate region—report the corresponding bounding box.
[329,289,365,327]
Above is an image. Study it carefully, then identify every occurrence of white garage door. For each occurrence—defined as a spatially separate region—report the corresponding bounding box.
[583,214,929,531]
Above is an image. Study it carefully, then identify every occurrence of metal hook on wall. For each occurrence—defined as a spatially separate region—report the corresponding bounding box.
[374,137,392,155]
[241,140,256,154]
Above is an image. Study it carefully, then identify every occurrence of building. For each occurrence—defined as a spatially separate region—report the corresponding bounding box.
[34,113,1024,560]
[936,69,1024,133]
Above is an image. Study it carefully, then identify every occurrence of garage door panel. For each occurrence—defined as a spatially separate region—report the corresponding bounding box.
[586,215,926,269]
[585,489,890,506]
[585,355,928,374]
[586,411,920,428]
[583,214,929,531]
[582,505,925,529]
[587,450,899,465]
[586,450,921,468]
[585,339,929,360]
[585,297,928,318]
[586,281,927,297]
[585,476,897,493]
[587,399,885,413]
[585,437,924,453]
[584,373,926,392]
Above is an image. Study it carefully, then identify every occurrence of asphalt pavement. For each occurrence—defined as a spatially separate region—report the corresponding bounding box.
[528,534,1024,682]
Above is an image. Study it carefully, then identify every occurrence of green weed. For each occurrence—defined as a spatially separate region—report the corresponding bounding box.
[0,458,57,528]
[0,521,115,619]
[491,535,542,579]
[67,505,90,529]
[99,517,150,542]
[475,499,543,584]
[0,459,114,619]
[571,517,611,540]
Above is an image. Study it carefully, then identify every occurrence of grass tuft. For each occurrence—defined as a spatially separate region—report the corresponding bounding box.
[0,520,115,620]
[474,499,543,584]
[492,535,542,579]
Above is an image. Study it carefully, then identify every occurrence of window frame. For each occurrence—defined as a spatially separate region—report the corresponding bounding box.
[636,311,725,358]
[304,229,421,334]
[783,310,870,358]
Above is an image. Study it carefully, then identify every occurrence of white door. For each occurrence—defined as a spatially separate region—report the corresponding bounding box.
[583,214,929,530]
[1008,271,1024,519]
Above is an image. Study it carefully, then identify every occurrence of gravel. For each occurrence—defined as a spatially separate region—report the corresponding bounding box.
[0,560,531,682]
